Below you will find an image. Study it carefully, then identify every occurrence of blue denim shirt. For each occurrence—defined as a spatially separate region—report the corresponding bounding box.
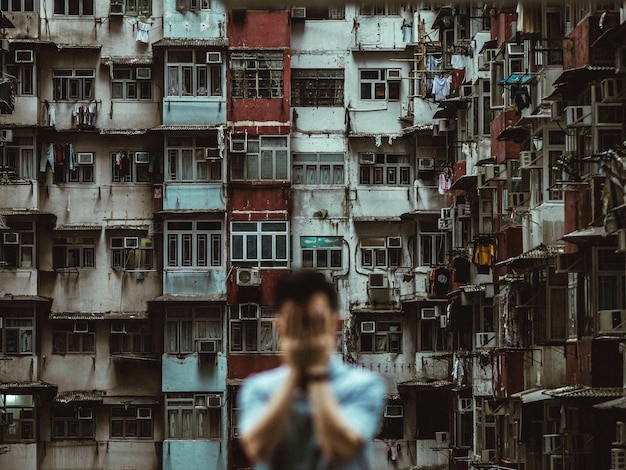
[238,356,386,470]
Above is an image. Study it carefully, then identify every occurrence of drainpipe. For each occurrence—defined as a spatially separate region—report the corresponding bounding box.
[620,342,626,396]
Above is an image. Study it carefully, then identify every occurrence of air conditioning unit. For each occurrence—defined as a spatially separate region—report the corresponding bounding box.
[564,105,592,127]
[387,236,402,248]
[206,51,222,63]
[616,421,626,445]
[508,191,530,207]
[387,69,401,80]
[78,407,93,419]
[3,232,19,244]
[458,84,472,98]
[368,273,388,288]
[0,129,13,143]
[421,307,437,319]
[598,309,626,335]
[110,321,126,334]
[519,150,538,169]
[384,405,403,417]
[74,321,89,333]
[290,6,307,18]
[481,449,496,462]
[15,49,34,63]
[438,218,452,230]
[136,408,151,419]
[207,394,223,408]
[135,67,151,79]
[418,157,435,170]
[124,237,139,249]
[230,137,247,153]
[480,165,506,186]
[77,152,94,165]
[551,101,563,120]
[435,431,449,445]
[601,78,624,102]
[438,119,456,132]
[204,148,221,159]
[135,151,149,164]
[197,339,219,354]
[550,455,564,470]
[359,152,376,165]
[612,448,626,470]
[237,268,261,286]
[543,434,563,454]
[507,43,525,55]
[361,321,376,333]
[109,1,124,15]
[475,332,496,348]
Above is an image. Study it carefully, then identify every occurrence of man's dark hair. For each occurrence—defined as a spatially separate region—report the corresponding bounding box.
[275,270,338,312]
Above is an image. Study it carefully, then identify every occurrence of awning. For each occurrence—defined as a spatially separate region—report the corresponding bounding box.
[0,380,57,392]
[499,74,537,86]
[0,294,52,303]
[401,210,440,219]
[450,174,478,191]
[510,388,554,403]
[50,311,148,320]
[562,226,610,244]
[554,66,615,87]
[100,56,153,66]
[353,216,403,222]
[104,220,151,230]
[432,6,454,29]
[544,385,623,399]
[591,21,626,48]
[54,224,102,231]
[150,124,222,132]
[479,39,498,53]
[398,379,453,388]
[433,108,455,119]
[56,43,101,50]
[594,396,626,410]
[100,128,147,135]
[347,132,403,139]
[152,38,229,47]
[0,11,15,28]
[497,126,530,143]
[155,209,224,215]
[402,123,434,134]
[102,396,159,405]
[0,208,54,217]
[55,390,105,403]
[350,307,403,314]
[149,294,227,303]
[497,243,564,267]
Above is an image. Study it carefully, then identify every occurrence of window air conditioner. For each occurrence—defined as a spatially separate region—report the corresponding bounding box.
[507,43,525,55]
[458,84,472,98]
[359,152,376,165]
[0,129,13,142]
[197,339,219,354]
[109,1,124,15]
[435,431,449,445]
[564,105,592,127]
[230,136,247,153]
[598,309,626,335]
[368,273,388,289]
[78,407,93,419]
[543,434,563,454]
[384,405,403,417]
[3,232,19,244]
[421,307,437,320]
[386,236,402,248]
[475,332,496,348]
[77,152,94,165]
[124,237,139,249]
[110,321,127,334]
[519,150,538,169]
[601,78,624,102]
[15,49,34,63]
[361,321,376,333]
[290,6,306,18]
[481,449,496,462]
[438,218,452,230]
[417,157,435,170]
[386,69,401,80]
[74,321,89,333]
[508,192,530,207]
[135,68,151,79]
[237,268,261,286]
[612,448,626,470]
[616,421,626,445]
[207,394,223,408]
[438,119,456,132]
[204,148,221,159]
[136,408,151,419]
[206,52,222,64]
[134,151,149,164]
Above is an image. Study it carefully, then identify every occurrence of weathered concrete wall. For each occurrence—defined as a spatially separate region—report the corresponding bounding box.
[162,353,226,392]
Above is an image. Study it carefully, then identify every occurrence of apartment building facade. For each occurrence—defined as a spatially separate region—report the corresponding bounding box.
[0,1,625,470]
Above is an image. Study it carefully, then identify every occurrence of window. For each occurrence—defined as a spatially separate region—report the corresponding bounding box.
[176,0,210,11]
[166,50,222,97]
[379,404,403,439]
[111,151,150,183]
[419,317,448,352]
[0,308,34,355]
[291,69,344,107]
[231,136,288,181]
[52,321,96,353]
[0,137,36,179]
[360,3,400,15]
[124,0,151,15]
[229,304,278,353]
[166,221,221,269]
[360,237,402,268]
[359,153,410,185]
[111,406,153,438]
[596,248,626,311]
[419,231,447,267]
[6,61,34,96]
[305,5,344,19]
[359,69,400,100]
[0,0,34,11]
[301,236,343,269]
[52,236,96,268]
[0,220,34,269]
[54,0,93,14]
[54,154,94,184]
[166,393,221,439]
[52,406,95,439]
[0,394,35,442]
[455,397,473,447]
[53,69,94,100]
[110,321,154,355]
[166,135,222,182]
[359,320,402,353]
[110,236,153,270]
[231,51,284,98]
[293,153,344,185]
[112,67,152,100]
[165,306,222,355]
[231,221,289,268]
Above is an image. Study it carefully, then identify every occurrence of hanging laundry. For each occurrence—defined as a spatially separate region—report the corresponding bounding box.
[48,103,56,126]
[473,239,496,266]
[39,143,54,173]
[430,266,451,297]
[68,144,76,171]
[373,135,382,147]
[88,101,97,126]
[438,166,453,194]
[511,84,530,114]
[452,256,471,284]
[136,21,150,43]
[401,17,413,43]
[72,103,81,127]
[450,54,467,92]
[452,355,465,387]
[432,75,451,101]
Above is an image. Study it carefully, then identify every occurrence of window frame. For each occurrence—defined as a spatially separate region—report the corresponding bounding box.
[0,308,35,356]
[166,135,222,182]
[418,232,447,267]
[0,220,35,269]
[111,66,152,100]
[111,151,150,183]
[378,403,404,439]
[6,62,35,96]
[110,321,154,355]
[52,236,96,269]
[300,236,343,269]
[52,405,95,439]
[230,50,284,99]
[359,69,401,101]
[0,0,34,11]
[110,235,153,271]
[0,394,36,442]
[165,392,221,440]
[360,237,402,269]
[230,221,289,268]
[165,220,222,269]
[52,321,96,354]
[358,153,411,185]
[292,152,344,186]
[0,137,36,179]
[229,304,279,354]
[359,320,402,353]
[291,69,344,107]
[53,0,93,15]
[123,0,151,16]
[165,306,223,355]
[52,69,94,100]
[230,135,289,182]
[110,405,154,439]
[166,50,222,98]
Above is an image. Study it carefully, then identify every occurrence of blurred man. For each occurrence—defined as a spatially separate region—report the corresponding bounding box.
[238,270,386,469]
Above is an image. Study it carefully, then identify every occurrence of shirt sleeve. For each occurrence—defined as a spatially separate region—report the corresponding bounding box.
[237,376,271,436]
[336,372,387,441]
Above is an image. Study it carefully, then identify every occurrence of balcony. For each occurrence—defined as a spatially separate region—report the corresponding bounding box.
[563,13,620,70]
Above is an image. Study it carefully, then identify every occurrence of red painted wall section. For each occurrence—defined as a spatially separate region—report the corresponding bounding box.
[228,10,290,48]
[229,354,282,379]
[563,13,620,70]
[491,10,516,46]
[495,350,525,398]
[565,342,580,384]
[490,110,522,164]
[226,268,290,305]
[227,184,291,214]
[569,338,622,387]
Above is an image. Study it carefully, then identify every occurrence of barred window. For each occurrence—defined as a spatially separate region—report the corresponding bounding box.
[231,51,283,99]
[291,69,344,107]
